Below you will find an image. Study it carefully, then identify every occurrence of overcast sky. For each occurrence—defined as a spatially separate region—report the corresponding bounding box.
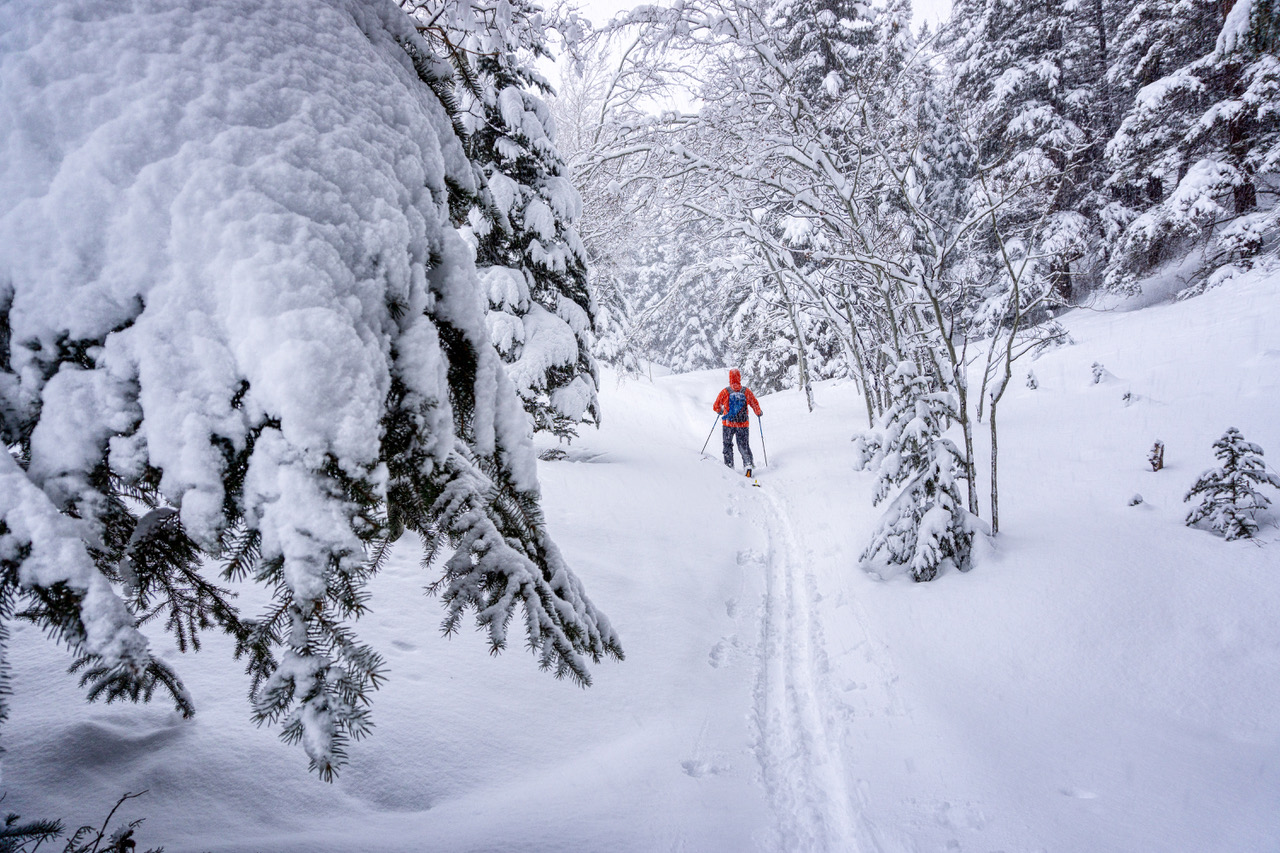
[575,0,953,30]
[912,0,951,26]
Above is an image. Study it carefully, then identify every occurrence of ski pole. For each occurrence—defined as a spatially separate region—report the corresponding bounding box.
[700,414,721,455]
[758,416,768,467]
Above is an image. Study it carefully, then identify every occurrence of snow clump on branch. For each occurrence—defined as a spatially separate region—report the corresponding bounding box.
[0,0,620,780]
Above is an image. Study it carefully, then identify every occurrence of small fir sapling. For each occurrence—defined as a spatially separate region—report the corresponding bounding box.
[1129,494,1144,506]
[854,358,978,582]
[1025,370,1038,390]
[1149,440,1165,471]
[1184,428,1280,540]
[1091,362,1106,384]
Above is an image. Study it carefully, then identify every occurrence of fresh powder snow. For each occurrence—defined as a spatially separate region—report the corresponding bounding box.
[6,263,1280,850]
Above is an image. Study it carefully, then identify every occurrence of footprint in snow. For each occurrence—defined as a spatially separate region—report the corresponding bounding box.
[681,758,730,778]
[1060,787,1099,799]
[933,801,989,830]
[708,638,733,668]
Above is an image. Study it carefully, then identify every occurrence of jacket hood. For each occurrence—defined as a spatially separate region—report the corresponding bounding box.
[728,369,741,390]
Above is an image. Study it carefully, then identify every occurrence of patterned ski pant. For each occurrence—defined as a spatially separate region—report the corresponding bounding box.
[722,424,754,469]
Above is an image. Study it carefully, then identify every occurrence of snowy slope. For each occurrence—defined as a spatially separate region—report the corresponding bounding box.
[766,266,1280,852]
[6,269,1280,851]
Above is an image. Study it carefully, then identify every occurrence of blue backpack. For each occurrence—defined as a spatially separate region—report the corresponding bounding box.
[725,389,748,422]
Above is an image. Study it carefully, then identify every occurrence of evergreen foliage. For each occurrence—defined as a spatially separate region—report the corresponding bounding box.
[948,0,1107,302]
[769,0,875,111]
[853,358,978,581]
[1184,427,1280,540]
[406,0,601,441]
[0,0,619,783]
[0,812,62,853]
[1106,0,1280,294]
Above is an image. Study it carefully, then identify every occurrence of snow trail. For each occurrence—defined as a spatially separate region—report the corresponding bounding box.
[748,483,867,852]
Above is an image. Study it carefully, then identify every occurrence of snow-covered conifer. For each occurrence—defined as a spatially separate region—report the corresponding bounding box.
[949,0,1106,301]
[628,235,732,373]
[1184,428,1280,540]
[854,358,978,581]
[407,0,601,440]
[1105,0,1280,295]
[1106,0,1220,118]
[769,0,875,111]
[0,0,619,779]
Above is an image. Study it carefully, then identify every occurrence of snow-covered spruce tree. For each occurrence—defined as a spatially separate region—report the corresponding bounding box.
[406,0,601,441]
[768,0,875,115]
[1184,428,1280,540]
[0,0,620,779]
[726,284,803,395]
[853,356,978,582]
[628,234,731,373]
[948,0,1105,302]
[1105,0,1280,295]
[1099,0,1219,261]
[1105,0,1221,125]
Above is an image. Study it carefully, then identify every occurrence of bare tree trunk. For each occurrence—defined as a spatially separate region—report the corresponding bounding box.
[1090,0,1113,128]
[956,368,979,517]
[989,399,1000,534]
[846,309,878,427]
[785,290,814,412]
[919,280,979,517]
[763,254,815,412]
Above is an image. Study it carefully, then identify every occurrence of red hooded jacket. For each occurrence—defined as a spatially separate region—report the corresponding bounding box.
[713,369,762,428]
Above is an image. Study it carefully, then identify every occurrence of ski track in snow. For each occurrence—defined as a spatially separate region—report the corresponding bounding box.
[746,483,865,852]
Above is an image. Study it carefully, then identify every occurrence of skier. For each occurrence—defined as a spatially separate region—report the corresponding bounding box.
[713,369,763,476]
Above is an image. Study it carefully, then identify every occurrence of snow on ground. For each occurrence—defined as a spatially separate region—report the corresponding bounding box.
[5,268,1280,851]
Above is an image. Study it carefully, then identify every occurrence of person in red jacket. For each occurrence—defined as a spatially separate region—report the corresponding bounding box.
[713,369,763,475]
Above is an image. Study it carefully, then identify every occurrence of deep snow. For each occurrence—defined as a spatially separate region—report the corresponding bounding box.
[5,267,1280,851]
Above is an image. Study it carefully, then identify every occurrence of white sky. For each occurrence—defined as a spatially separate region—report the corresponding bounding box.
[575,0,953,30]
[912,0,951,27]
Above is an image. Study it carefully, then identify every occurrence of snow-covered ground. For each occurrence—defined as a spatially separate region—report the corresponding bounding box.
[6,268,1280,851]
